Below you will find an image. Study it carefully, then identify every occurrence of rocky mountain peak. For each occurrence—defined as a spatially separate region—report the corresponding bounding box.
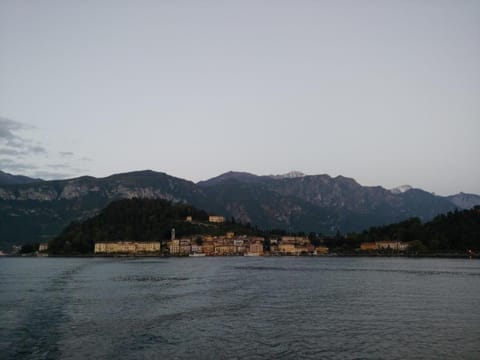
[269,171,306,179]
[390,185,413,194]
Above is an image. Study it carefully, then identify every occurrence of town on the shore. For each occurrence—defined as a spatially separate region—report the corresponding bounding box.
[35,215,412,256]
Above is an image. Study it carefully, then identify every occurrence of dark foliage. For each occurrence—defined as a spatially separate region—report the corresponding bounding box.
[48,198,256,254]
[326,207,480,252]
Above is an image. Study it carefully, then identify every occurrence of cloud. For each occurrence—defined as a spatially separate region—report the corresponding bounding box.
[0,116,47,157]
[0,117,32,147]
[0,148,27,156]
[0,158,37,172]
[28,145,47,154]
[0,116,90,178]
[47,163,70,169]
[59,151,74,157]
[33,170,74,180]
[80,156,93,162]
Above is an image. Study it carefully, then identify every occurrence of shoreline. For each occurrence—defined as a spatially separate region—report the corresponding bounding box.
[3,253,478,259]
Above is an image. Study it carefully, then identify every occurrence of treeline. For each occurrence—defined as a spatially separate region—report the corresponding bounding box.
[317,207,480,253]
[46,200,480,254]
[48,198,258,254]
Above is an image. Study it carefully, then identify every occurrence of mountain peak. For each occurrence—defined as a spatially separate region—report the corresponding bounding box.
[198,171,260,186]
[390,185,413,194]
[269,171,306,179]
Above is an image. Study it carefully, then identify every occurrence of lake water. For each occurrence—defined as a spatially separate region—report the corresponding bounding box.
[1,257,479,359]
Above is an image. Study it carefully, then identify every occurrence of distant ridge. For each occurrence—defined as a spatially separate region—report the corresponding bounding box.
[446,192,480,210]
[0,169,477,250]
[0,170,43,185]
[197,171,261,187]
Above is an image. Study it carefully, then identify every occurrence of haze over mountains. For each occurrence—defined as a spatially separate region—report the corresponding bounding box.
[0,169,479,250]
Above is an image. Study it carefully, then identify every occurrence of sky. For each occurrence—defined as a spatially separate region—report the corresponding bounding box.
[0,0,479,195]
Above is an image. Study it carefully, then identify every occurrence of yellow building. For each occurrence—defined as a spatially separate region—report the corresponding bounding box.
[248,242,264,255]
[215,244,235,256]
[294,246,309,255]
[209,215,225,223]
[281,236,309,245]
[135,242,161,253]
[202,243,215,255]
[315,246,329,255]
[279,243,296,254]
[360,242,377,251]
[168,239,180,255]
[94,241,161,254]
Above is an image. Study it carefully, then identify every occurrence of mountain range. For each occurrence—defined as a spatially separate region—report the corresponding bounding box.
[1,169,479,250]
[0,170,43,186]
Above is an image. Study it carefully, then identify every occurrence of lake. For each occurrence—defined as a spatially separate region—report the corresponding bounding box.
[1,257,479,359]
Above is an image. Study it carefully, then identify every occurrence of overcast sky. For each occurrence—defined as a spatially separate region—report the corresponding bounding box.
[0,0,479,195]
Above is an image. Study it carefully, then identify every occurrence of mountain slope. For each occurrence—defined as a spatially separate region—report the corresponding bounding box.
[0,170,210,249]
[445,193,480,210]
[0,170,43,185]
[0,169,469,250]
[198,173,456,233]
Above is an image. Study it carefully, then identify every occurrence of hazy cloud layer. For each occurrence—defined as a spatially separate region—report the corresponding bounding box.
[0,148,27,156]
[33,170,75,179]
[59,151,74,157]
[0,117,45,155]
[0,116,90,179]
[0,158,35,172]
[47,163,71,169]
[0,117,32,148]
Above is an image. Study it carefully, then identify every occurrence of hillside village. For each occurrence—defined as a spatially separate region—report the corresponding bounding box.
[49,215,410,256]
[18,200,480,257]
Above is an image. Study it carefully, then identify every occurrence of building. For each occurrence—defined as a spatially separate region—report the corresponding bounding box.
[294,246,309,255]
[376,241,399,250]
[281,236,309,245]
[94,241,161,254]
[185,216,193,222]
[215,244,235,256]
[360,242,377,251]
[202,242,215,255]
[233,239,245,254]
[191,244,203,254]
[279,243,296,255]
[209,215,225,223]
[168,239,180,255]
[179,238,191,255]
[360,241,410,251]
[248,242,264,255]
[315,246,329,255]
[135,242,161,253]
[39,243,49,252]
[233,239,244,247]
